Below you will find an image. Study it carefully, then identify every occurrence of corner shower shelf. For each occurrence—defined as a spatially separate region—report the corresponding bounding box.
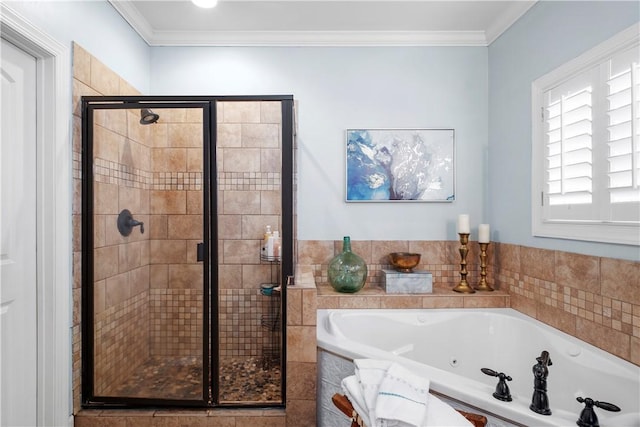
[260,252,281,367]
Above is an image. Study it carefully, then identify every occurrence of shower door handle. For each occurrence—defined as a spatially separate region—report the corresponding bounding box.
[196,243,204,262]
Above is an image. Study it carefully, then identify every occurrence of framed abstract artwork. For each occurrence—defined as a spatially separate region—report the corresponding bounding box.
[346,128,455,202]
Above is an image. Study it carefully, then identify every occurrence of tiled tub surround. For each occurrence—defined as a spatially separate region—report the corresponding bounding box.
[299,239,640,366]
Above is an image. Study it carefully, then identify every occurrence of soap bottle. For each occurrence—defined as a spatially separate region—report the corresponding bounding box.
[272,231,281,259]
[262,225,272,257]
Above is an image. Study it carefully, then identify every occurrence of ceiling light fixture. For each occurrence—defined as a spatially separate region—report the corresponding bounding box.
[192,0,218,8]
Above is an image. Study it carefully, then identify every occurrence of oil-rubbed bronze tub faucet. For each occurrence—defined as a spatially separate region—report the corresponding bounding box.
[530,350,552,415]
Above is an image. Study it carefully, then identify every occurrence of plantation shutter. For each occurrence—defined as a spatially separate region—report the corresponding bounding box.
[542,45,639,222]
[606,46,640,221]
[543,67,597,220]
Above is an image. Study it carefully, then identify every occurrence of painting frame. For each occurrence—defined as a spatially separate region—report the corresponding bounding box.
[345,128,455,202]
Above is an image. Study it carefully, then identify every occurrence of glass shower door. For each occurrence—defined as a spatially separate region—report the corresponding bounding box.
[82,99,211,405]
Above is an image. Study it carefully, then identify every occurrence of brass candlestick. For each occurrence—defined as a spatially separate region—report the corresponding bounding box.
[475,242,494,291]
[453,233,475,293]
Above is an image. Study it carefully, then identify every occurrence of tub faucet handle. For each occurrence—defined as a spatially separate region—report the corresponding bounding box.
[576,397,621,427]
[481,368,512,402]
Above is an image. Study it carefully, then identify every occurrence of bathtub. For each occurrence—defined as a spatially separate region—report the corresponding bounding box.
[317,308,640,427]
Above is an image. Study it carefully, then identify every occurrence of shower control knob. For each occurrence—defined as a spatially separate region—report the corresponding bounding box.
[117,209,145,236]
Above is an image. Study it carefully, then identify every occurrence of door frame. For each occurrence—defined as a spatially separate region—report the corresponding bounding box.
[1,4,72,426]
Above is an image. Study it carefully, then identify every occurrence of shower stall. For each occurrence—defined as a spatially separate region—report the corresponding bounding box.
[81,96,294,407]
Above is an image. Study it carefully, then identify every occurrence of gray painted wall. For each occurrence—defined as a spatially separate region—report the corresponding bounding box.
[488,1,639,261]
[6,0,638,259]
[5,0,150,92]
[150,46,489,242]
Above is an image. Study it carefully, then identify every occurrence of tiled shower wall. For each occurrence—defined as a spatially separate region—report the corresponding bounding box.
[216,101,283,360]
[148,107,204,358]
[91,108,153,395]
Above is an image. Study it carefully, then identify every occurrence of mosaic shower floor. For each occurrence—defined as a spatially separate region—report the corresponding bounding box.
[110,356,281,403]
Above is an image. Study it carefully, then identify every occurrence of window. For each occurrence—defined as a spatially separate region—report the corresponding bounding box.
[532,25,640,245]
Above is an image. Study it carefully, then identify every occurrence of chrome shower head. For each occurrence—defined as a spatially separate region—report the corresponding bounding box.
[140,108,159,125]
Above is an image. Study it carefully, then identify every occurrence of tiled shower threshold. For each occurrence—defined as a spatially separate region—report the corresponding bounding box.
[105,356,281,403]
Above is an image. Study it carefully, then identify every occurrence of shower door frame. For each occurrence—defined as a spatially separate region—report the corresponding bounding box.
[81,95,294,409]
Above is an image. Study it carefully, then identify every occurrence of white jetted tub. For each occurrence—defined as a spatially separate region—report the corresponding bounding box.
[317,308,640,427]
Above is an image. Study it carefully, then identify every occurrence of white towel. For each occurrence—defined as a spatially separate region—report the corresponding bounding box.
[375,362,430,427]
[354,359,392,425]
[423,394,473,427]
[341,375,372,427]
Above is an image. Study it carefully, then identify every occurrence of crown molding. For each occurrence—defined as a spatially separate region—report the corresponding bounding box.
[109,0,533,47]
[147,30,488,47]
[485,1,537,45]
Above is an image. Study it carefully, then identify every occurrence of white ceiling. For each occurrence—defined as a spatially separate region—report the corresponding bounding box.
[109,0,537,46]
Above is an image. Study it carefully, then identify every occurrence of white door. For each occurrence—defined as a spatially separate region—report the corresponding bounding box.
[0,38,38,427]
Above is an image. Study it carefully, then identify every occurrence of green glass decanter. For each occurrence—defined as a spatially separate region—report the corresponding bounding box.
[328,236,368,293]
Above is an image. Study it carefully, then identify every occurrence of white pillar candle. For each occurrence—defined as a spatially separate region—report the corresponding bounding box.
[479,224,490,243]
[457,214,470,234]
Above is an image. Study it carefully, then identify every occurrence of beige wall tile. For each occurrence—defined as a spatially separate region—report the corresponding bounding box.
[297,241,334,265]
[168,123,203,148]
[118,241,143,273]
[556,251,600,294]
[130,265,150,296]
[576,317,630,361]
[302,289,317,326]
[286,362,316,400]
[94,246,119,281]
[150,240,187,264]
[151,190,186,214]
[218,215,242,240]
[150,215,168,239]
[260,191,281,215]
[339,296,380,309]
[521,246,555,282]
[287,326,316,363]
[218,264,242,290]
[261,148,281,173]
[105,272,130,307]
[495,243,520,274]
[601,258,640,306]
[421,296,464,308]
[94,280,106,314]
[187,148,203,172]
[372,241,408,264]
[535,303,576,336]
[150,264,169,289]
[285,399,316,427]
[160,108,187,123]
[94,126,123,163]
[222,102,261,123]
[260,102,282,124]
[152,147,187,172]
[100,109,128,137]
[223,240,259,264]
[168,264,203,289]
[223,191,260,214]
[168,215,203,240]
[242,264,273,289]
[119,187,148,217]
[217,123,242,148]
[90,57,119,95]
[222,148,261,172]
[631,336,640,366]
[187,191,203,215]
[241,215,279,240]
[409,241,446,265]
[510,293,536,318]
[463,295,508,308]
[287,288,302,326]
[242,124,280,148]
[72,43,91,85]
[380,295,423,309]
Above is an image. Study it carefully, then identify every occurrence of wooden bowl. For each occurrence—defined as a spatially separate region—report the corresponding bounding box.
[389,252,421,272]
